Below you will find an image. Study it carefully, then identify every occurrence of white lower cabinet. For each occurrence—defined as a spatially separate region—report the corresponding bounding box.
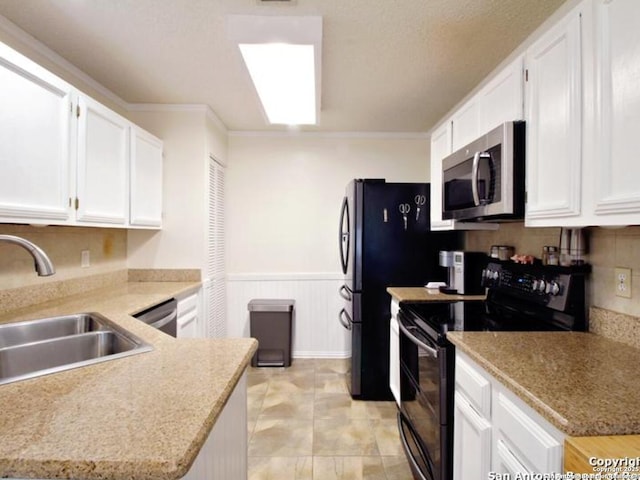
[389,299,401,407]
[182,373,248,479]
[177,291,201,338]
[454,351,564,479]
[453,391,492,480]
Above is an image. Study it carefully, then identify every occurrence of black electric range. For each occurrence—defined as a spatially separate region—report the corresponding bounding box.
[395,260,589,480]
[402,260,589,340]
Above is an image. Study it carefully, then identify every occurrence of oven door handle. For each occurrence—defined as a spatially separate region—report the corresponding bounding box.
[397,412,434,480]
[398,315,438,358]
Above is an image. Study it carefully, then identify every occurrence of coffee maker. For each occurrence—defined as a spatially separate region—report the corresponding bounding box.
[439,250,488,328]
[439,250,487,295]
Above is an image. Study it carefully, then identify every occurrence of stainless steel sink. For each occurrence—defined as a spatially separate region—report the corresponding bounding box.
[0,313,110,348]
[0,313,152,385]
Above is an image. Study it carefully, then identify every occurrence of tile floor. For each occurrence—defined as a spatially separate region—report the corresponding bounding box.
[247,358,414,480]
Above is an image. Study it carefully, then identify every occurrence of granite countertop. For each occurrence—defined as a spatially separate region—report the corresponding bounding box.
[387,286,486,303]
[0,281,258,480]
[448,331,640,437]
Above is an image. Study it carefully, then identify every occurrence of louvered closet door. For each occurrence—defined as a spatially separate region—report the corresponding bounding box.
[208,157,226,338]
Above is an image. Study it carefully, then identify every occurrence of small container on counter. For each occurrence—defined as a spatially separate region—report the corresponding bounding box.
[542,246,559,265]
[490,245,514,261]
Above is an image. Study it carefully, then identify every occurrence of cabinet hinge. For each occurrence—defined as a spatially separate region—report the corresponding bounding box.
[74,198,79,210]
[525,69,529,82]
[68,197,72,207]
[524,191,528,204]
[76,105,80,118]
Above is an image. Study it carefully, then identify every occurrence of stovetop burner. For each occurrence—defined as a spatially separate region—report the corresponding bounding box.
[401,260,589,337]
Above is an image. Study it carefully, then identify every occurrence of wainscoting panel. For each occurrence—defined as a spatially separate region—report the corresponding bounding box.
[227,273,349,358]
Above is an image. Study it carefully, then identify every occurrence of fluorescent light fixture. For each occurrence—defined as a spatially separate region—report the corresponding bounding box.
[227,15,322,126]
[239,43,316,124]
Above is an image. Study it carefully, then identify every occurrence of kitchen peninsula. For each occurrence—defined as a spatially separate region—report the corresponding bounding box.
[0,272,256,480]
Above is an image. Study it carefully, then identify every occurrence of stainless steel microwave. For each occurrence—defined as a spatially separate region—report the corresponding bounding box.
[442,121,525,222]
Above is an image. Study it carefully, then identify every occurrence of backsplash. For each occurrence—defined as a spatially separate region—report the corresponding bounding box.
[465,223,640,317]
[0,225,127,290]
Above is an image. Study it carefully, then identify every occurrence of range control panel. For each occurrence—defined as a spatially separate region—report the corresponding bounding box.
[481,261,573,312]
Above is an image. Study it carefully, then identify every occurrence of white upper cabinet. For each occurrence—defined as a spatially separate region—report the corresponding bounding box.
[478,56,524,133]
[76,95,129,225]
[587,0,640,225]
[451,99,480,153]
[130,126,163,228]
[0,44,73,224]
[0,41,163,229]
[524,3,584,226]
[430,121,454,231]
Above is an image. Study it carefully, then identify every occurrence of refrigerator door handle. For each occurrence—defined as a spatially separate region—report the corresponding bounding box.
[338,285,352,301]
[339,196,350,275]
[338,308,352,330]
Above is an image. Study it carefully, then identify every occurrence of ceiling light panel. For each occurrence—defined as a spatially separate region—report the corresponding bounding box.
[227,15,322,126]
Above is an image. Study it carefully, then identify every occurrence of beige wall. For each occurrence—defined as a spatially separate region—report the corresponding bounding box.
[0,224,126,290]
[127,108,227,274]
[226,133,429,274]
[465,224,640,317]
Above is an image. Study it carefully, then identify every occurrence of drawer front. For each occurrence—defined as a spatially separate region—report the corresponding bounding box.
[493,391,562,472]
[178,293,198,315]
[456,353,491,418]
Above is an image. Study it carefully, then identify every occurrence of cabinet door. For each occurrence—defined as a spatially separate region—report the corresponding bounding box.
[430,121,455,230]
[177,293,200,339]
[494,439,530,475]
[590,0,640,224]
[524,5,583,225]
[493,391,563,473]
[453,392,492,480]
[130,126,163,228]
[0,44,72,223]
[479,56,525,134]
[76,95,129,225]
[451,100,479,152]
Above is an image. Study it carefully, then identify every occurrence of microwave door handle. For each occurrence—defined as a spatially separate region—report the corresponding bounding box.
[472,152,492,206]
[471,151,481,206]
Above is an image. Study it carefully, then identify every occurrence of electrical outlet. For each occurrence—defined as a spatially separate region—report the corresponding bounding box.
[81,250,91,268]
[615,267,632,298]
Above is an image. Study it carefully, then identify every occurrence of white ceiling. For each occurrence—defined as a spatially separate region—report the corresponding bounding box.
[0,0,566,133]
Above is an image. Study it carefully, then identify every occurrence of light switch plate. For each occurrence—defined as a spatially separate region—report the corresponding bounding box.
[615,267,632,298]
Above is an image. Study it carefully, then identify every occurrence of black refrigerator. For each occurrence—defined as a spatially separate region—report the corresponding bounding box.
[338,179,461,400]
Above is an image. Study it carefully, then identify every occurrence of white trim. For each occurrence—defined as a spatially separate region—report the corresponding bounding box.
[228,129,429,139]
[228,272,343,281]
[0,14,128,111]
[128,103,228,132]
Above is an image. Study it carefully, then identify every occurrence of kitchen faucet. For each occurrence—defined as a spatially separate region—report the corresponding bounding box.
[0,235,55,276]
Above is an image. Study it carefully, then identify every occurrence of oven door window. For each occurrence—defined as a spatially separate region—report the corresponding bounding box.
[398,314,444,480]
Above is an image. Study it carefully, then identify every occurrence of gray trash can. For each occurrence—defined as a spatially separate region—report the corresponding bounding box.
[248,299,295,367]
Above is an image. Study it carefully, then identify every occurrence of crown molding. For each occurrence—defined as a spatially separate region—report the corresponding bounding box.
[0,14,128,110]
[228,130,429,139]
